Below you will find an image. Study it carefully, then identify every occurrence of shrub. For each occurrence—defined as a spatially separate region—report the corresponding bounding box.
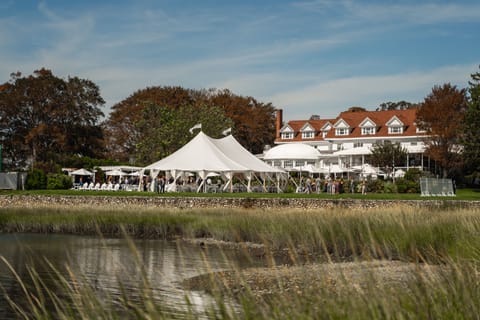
[383,181,397,193]
[367,179,384,193]
[47,173,73,190]
[25,169,47,190]
[404,168,423,182]
[395,178,420,193]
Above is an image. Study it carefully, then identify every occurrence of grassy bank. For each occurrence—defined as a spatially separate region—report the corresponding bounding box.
[1,187,480,200]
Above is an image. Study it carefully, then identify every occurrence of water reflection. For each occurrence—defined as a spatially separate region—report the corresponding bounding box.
[0,234,263,318]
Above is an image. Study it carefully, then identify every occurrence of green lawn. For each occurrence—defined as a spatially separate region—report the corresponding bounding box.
[1,188,479,200]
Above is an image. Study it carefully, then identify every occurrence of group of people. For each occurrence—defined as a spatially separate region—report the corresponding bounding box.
[298,176,368,195]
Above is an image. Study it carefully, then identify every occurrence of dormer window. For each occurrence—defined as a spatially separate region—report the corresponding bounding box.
[335,128,349,136]
[361,127,376,135]
[388,126,403,134]
[386,116,405,135]
[333,119,350,136]
[302,131,314,139]
[359,117,377,136]
[300,123,315,139]
[280,125,294,140]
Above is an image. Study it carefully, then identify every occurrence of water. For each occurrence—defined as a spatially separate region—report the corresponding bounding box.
[0,233,264,318]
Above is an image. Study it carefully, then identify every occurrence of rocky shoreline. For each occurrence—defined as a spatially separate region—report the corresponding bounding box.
[1,194,479,210]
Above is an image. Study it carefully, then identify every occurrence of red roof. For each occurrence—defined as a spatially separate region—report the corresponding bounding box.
[275,108,424,143]
[275,118,335,143]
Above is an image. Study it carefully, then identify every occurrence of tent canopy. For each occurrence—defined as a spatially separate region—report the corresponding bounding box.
[144,132,249,173]
[105,169,126,176]
[70,168,94,176]
[143,132,286,192]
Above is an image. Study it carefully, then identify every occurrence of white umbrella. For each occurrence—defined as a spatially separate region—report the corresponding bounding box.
[71,168,94,176]
[105,169,126,176]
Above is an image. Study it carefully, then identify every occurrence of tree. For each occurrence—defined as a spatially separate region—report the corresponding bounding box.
[416,84,467,178]
[369,141,407,178]
[209,89,276,155]
[346,106,367,112]
[103,86,277,162]
[463,66,480,173]
[135,104,233,164]
[376,101,418,111]
[0,69,105,170]
[102,86,203,162]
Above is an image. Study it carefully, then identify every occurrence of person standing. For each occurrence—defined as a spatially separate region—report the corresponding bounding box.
[315,176,321,194]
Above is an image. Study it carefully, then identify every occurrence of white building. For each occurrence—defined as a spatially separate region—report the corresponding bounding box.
[264,108,429,175]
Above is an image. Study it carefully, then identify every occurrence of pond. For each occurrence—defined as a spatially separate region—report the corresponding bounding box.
[0,233,265,318]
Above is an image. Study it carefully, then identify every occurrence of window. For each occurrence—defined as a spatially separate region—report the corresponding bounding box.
[306,160,315,166]
[388,126,403,134]
[273,160,281,167]
[322,131,328,138]
[361,127,376,135]
[284,160,293,168]
[281,132,294,139]
[411,142,417,146]
[302,131,314,139]
[354,142,363,148]
[335,128,349,136]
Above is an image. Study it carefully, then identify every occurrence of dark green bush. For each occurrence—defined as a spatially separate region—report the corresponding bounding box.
[367,179,384,193]
[395,178,420,193]
[47,173,73,190]
[383,181,397,193]
[25,169,47,190]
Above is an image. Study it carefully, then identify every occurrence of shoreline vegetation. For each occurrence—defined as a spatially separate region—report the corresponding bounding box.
[1,194,480,318]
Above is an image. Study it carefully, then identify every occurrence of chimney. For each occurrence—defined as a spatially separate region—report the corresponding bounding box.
[275,109,283,139]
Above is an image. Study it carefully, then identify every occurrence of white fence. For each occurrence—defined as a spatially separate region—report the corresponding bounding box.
[420,178,455,197]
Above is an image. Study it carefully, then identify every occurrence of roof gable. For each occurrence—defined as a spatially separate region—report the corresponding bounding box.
[359,117,377,128]
[334,118,350,129]
[300,123,315,132]
[280,125,294,133]
[320,122,332,131]
[386,115,404,127]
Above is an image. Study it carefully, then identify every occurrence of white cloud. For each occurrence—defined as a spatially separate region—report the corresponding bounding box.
[269,64,476,120]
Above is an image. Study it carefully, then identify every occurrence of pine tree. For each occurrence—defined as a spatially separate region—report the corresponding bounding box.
[463,66,480,173]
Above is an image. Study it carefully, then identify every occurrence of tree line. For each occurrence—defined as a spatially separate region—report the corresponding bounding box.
[0,67,479,181]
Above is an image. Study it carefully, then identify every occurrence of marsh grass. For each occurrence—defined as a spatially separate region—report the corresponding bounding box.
[1,205,480,262]
[1,205,480,318]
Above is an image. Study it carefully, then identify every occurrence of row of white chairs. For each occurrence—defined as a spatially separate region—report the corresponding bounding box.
[76,182,121,191]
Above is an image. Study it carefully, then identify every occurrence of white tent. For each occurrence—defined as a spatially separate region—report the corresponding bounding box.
[143,132,285,192]
[352,164,384,178]
[71,168,94,176]
[211,135,286,192]
[105,169,126,176]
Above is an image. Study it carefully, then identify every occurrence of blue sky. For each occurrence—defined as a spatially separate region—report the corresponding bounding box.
[1,0,479,120]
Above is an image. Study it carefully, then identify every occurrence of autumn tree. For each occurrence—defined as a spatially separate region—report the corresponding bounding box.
[104,86,277,162]
[135,104,233,164]
[369,141,407,178]
[416,84,467,178]
[209,89,276,155]
[463,66,480,174]
[102,86,204,162]
[0,69,105,171]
